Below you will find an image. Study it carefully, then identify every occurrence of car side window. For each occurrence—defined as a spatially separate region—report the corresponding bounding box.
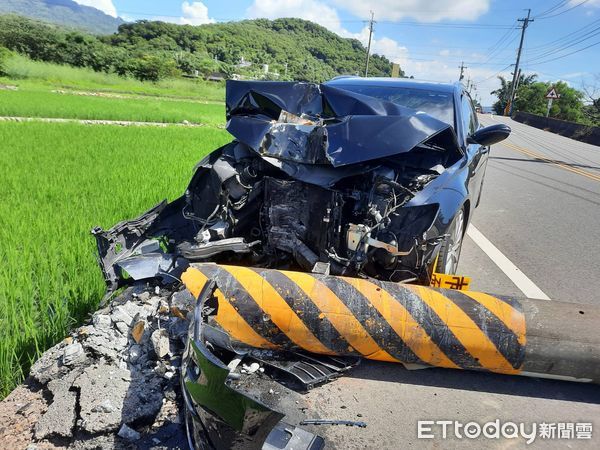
[461,93,478,139]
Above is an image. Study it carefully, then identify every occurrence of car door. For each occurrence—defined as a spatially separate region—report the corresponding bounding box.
[460,91,487,204]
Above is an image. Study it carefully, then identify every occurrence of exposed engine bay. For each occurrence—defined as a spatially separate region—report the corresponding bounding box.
[93,80,463,292]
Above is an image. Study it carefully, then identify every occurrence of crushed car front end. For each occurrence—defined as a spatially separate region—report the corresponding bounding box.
[93,80,468,294]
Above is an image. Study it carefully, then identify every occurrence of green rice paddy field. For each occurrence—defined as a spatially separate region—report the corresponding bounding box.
[0,58,231,396]
[0,89,226,125]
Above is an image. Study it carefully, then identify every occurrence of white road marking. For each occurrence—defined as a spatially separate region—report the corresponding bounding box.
[467,225,551,300]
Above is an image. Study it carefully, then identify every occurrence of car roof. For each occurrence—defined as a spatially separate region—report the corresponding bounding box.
[326,76,460,94]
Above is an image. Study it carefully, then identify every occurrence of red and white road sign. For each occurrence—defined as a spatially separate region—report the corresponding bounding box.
[545,88,560,99]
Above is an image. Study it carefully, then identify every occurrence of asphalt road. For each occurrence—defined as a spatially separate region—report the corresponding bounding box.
[461,114,600,304]
[317,116,600,449]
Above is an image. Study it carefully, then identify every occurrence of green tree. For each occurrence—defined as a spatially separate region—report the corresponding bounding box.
[0,45,12,75]
[131,54,179,82]
[0,15,403,83]
[581,75,600,126]
[491,73,537,115]
[543,81,586,123]
[491,74,588,123]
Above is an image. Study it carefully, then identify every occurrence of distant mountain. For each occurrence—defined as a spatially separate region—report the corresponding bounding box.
[0,0,124,34]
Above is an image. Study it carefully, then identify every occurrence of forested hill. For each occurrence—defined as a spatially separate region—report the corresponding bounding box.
[0,0,123,34]
[0,15,401,82]
[105,19,399,80]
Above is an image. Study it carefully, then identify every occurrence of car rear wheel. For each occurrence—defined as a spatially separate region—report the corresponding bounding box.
[435,208,465,275]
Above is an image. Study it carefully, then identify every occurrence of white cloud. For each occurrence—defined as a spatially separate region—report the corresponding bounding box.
[247,0,408,63]
[73,0,117,18]
[153,2,215,26]
[346,26,409,64]
[245,0,508,104]
[570,0,600,6]
[332,0,491,22]
[247,0,345,34]
[181,1,215,25]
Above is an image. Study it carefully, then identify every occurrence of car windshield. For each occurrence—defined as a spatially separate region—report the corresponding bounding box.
[332,84,455,126]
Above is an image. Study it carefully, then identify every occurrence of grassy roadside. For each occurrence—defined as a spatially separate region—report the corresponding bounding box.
[0,122,231,397]
[1,55,226,102]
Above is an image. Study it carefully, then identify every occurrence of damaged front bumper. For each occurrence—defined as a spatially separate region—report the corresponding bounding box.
[181,280,330,450]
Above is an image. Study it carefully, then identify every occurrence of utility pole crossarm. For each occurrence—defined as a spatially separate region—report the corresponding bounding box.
[459,61,467,81]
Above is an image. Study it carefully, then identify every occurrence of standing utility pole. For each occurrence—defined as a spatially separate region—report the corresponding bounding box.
[459,62,467,81]
[507,9,533,115]
[364,11,375,77]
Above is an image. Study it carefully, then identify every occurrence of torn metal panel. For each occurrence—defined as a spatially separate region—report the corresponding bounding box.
[181,278,324,450]
[92,202,168,289]
[226,81,322,119]
[116,254,175,281]
[225,80,462,167]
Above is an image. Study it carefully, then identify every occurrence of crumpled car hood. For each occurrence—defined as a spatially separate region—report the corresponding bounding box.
[226,80,461,167]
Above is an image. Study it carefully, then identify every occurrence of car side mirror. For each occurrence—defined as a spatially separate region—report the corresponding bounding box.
[467,124,511,146]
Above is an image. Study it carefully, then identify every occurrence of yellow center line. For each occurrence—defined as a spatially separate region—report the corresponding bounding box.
[502,141,600,183]
[504,142,600,182]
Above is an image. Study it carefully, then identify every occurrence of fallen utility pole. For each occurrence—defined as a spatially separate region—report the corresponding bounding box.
[364,11,375,77]
[183,264,600,384]
[506,9,534,116]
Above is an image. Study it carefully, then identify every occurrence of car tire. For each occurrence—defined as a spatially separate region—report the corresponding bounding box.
[435,207,465,275]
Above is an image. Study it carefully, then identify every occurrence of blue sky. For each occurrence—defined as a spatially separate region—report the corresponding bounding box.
[76,1,600,105]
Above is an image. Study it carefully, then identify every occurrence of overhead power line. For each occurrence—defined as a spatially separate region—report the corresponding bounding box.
[526,17,600,51]
[534,0,571,18]
[535,0,591,19]
[475,64,514,83]
[523,39,600,65]
[478,28,520,67]
[525,26,600,63]
[484,21,518,54]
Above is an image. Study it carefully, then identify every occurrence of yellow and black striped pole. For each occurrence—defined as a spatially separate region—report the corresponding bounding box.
[182,263,600,383]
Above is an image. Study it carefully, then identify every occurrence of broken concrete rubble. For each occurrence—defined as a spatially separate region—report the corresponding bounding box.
[118,424,141,442]
[151,329,171,359]
[34,376,78,439]
[16,285,194,448]
[62,342,85,367]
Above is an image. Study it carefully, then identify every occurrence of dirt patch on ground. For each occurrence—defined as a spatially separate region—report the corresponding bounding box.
[0,116,205,127]
[51,89,223,105]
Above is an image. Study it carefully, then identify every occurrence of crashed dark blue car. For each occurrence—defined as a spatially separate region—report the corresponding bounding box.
[95,78,510,289]
[93,78,511,449]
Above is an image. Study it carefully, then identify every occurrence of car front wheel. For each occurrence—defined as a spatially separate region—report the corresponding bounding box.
[435,208,465,275]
